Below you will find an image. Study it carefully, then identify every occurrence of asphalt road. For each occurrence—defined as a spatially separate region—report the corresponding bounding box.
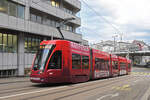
[0,67,150,100]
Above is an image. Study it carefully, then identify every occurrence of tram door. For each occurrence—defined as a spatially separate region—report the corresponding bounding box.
[46,44,62,79]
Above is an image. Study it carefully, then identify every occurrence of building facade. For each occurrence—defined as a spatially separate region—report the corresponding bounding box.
[0,0,86,77]
[91,40,150,66]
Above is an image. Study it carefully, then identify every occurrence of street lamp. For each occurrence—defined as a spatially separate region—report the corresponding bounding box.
[112,34,118,52]
[56,17,75,40]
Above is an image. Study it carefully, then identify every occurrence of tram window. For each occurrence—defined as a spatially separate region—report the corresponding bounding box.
[72,54,81,69]
[112,61,118,69]
[95,58,108,70]
[120,62,126,69]
[82,56,89,69]
[48,51,62,69]
[128,64,131,68]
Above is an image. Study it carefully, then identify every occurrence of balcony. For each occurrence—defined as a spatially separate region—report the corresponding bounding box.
[30,0,81,26]
[64,0,81,10]
[0,13,82,42]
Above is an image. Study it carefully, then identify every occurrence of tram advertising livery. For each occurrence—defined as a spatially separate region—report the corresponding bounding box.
[30,40,131,83]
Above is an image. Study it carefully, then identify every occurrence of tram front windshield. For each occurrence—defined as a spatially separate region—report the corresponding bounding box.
[33,45,55,71]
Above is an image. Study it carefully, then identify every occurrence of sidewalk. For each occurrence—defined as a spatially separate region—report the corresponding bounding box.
[0,77,30,84]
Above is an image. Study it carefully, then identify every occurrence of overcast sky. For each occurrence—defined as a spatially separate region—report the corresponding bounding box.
[79,0,150,44]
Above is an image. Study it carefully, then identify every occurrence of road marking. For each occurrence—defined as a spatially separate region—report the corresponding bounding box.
[131,72,150,77]
[134,80,140,83]
[112,84,131,91]
[0,86,67,99]
[96,93,119,100]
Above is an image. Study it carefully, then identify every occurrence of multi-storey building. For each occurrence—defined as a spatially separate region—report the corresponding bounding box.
[0,0,86,77]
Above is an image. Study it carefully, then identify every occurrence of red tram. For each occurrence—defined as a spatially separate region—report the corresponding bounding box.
[30,40,131,83]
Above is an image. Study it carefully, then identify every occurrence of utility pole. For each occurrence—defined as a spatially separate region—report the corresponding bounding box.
[120,33,123,42]
[112,34,118,52]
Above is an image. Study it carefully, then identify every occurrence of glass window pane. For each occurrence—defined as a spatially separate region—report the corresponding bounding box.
[0,33,2,52]
[32,38,37,52]
[43,17,47,25]
[37,16,42,24]
[51,0,55,7]
[3,34,7,52]
[55,2,59,8]
[13,35,17,53]
[17,5,25,19]
[51,20,56,27]
[0,0,8,14]
[9,2,17,17]
[30,13,36,22]
[24,37,28,53]
[48,51,62,69]
[82,56,89,69]
[47,19,51,26]
[72,54,81,69]
[28,37,32,52]
[8,34,13,52]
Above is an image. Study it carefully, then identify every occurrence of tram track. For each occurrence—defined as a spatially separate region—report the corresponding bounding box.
[54,76,144,100]
[21,75,137,100]
[0,80,30,85]
[0,86,40,95]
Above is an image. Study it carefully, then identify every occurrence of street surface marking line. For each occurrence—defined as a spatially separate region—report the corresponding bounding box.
[0,86,67,99]
[112,84,131,91]
[96,93,119,100]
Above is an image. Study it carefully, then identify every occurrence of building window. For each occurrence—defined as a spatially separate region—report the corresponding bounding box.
[3,34,7,52]
[17,5,25,19]
[51,20,56,27]
[0,33,17,53]
[63,7,74,15]
[12,35,17,53]
[37,15,42,24]
[30,9,75,32]
[43,17,48,25]
[24,36,43,53]
[30,13,37,22]
[0,0,8,14]
[8,34,13,52]
[51,0,60,8]
[9,2,17,17]
[24,37,28,52]
[0,33,2,52]
[72,53,81,69]
[0,1,25,19]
